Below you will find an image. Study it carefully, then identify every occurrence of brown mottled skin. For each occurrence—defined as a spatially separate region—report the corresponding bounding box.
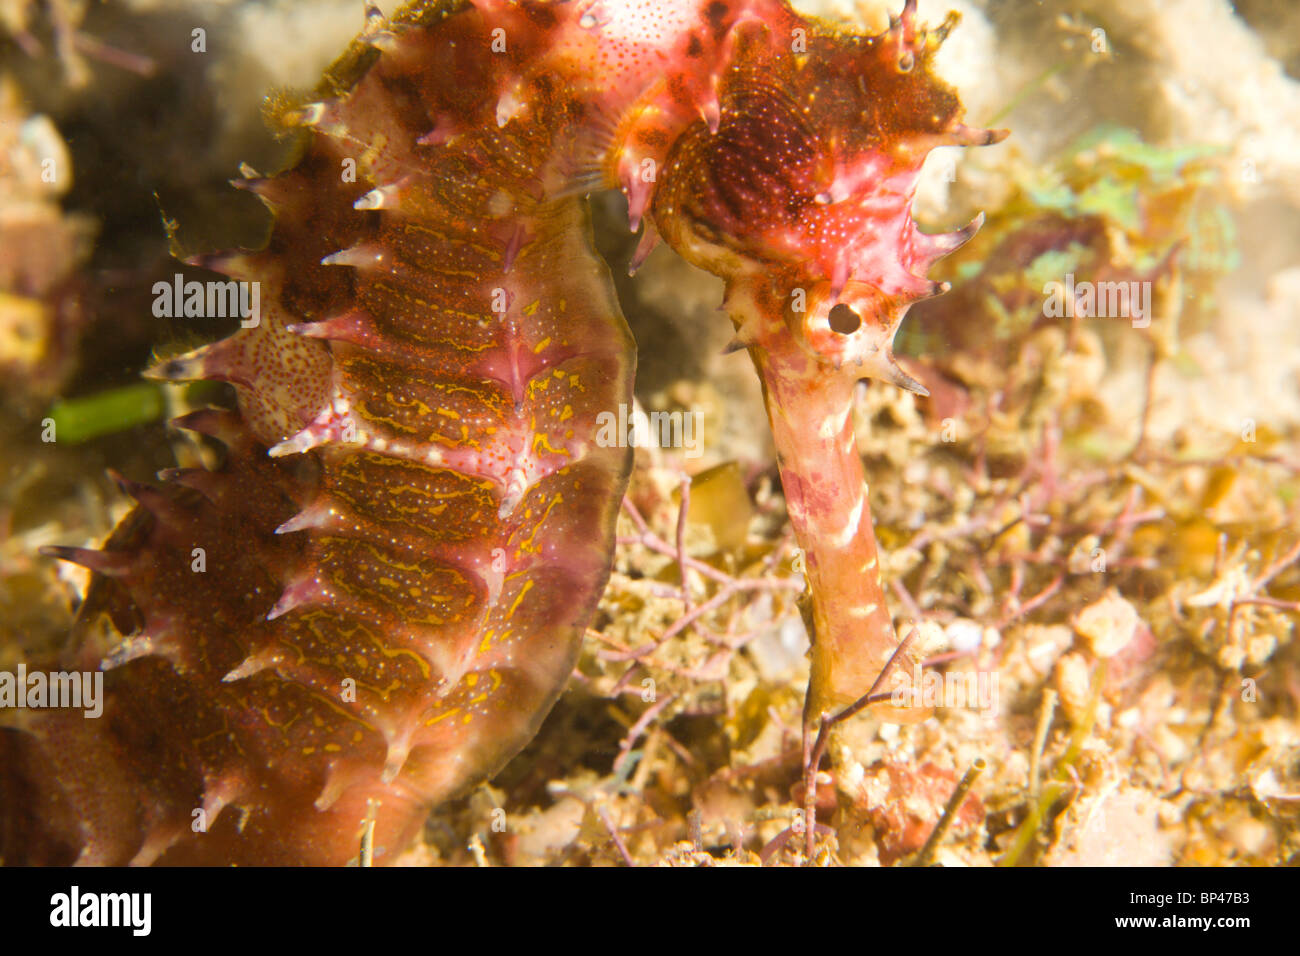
[1,0,999,865]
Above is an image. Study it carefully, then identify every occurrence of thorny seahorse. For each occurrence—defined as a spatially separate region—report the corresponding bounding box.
[1,0,1001,865]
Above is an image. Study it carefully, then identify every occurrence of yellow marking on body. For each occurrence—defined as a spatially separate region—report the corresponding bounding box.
[489,669,502,691]
[518,493,563,551]
[506,579,535,619]
[193,720,236,747]
[438,407,461,419]
[360,542,435,574]
[257,705,295,730]
[559,405,573,422]
[421,263,482,282]
[397,483,477,501]
[534,335,552,352]
[315,616,432,681]
[385,392,432,417]
[532,431,569,457]
[400,221,498,261]
[354,405,417,436]
[426,707,460,726]
[370,286,494,348]
[465,673,478,687]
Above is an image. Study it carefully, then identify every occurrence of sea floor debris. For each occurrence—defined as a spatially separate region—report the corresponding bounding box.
[2,0,1298,866]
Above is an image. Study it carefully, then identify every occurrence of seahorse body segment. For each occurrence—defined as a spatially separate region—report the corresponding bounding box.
[1,0,999,865]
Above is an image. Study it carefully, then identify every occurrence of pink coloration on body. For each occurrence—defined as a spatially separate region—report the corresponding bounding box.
[649,0,1006,724]
[3,0,1003,865]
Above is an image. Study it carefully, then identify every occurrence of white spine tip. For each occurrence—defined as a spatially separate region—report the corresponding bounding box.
[274,511,315,535]
[268,431,314,458]
[353,188,388,211]
[223,655,270,682]
[321,245,384,269]
[495,87,526,128]
[265,598,293,622]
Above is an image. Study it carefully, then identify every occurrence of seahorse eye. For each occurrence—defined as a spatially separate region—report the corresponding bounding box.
[828,302,861,334]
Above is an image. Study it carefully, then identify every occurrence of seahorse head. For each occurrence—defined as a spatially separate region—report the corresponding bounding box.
[652,0,1003,390]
